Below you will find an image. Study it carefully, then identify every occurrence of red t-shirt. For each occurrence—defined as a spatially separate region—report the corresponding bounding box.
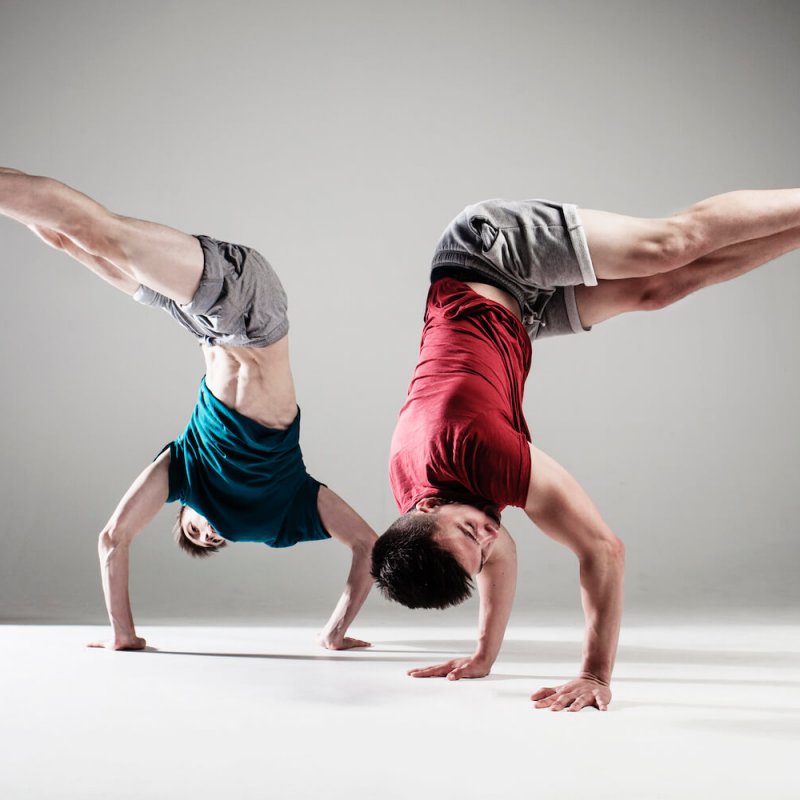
[389,278,533,513]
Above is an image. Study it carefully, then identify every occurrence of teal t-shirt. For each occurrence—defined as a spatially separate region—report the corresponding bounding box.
[166,378,330,548]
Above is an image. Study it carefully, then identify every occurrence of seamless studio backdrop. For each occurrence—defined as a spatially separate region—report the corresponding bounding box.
[0,0,797,626]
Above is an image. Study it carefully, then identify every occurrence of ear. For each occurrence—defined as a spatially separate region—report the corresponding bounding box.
[416,497,444,513]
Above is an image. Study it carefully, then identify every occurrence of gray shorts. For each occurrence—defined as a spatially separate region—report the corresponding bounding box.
[133,235,289,347]
[430,199,597,338]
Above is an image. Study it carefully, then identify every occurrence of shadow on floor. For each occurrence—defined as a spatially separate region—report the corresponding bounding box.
[616,676,800,688]
[144,638,800,688]
[676,716,800,738]
[384,639,800,669]
[147,648,416,664]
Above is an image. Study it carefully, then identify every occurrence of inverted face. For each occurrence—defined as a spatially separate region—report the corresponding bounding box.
[181,507,226,549]
[416,499,500,576]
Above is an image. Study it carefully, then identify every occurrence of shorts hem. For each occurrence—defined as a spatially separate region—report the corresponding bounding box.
[180,235,225,315]
[562,205,598,287]
[563,285,592,335]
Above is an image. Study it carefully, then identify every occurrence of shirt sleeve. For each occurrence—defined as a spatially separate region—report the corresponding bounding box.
[165,441,185,504]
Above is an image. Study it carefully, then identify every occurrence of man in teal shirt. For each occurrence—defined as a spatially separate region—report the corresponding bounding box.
[0,166,376,651]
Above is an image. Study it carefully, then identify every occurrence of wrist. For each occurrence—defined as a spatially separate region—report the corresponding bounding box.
[579,669,610,686]
[320,624,345,642]
[471,648,495,668]
[111,623,137,642]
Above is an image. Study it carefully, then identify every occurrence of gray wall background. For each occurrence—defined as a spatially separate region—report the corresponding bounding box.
[0,0,797,626]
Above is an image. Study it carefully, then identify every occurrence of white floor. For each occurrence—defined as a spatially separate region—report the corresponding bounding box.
[1,622,798,800]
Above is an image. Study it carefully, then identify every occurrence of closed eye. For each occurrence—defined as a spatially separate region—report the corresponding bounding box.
[459,524,479,545]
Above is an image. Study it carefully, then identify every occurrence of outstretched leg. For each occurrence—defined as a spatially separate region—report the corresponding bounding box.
[575,225,800,326]
[0,168,202,304]
[579,189,800,281]
[28,224,140,295]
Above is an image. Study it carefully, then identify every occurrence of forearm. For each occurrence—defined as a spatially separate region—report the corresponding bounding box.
[88,455,168,649]
[314,486,378,646]
[320,547,373,640]
[474,530,517,666]
[98,534,139,642]
[577,543,625,684]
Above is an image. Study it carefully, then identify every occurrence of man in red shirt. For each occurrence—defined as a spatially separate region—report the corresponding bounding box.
[372,192,800,711]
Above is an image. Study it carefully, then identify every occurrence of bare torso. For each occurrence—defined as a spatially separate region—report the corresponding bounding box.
[464,281,522,320]
[202,335,298,429]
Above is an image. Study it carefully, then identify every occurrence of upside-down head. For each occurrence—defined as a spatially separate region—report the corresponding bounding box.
[371,498,500,609]
[173,505,228,558]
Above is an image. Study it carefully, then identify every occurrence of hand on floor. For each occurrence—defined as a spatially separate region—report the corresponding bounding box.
[318,634,371,650]
[408,654,491,680]
[531,677,611,711]
[87,636,147,651]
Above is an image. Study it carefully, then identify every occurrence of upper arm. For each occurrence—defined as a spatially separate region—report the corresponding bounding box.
[102,450,171,545]
[524,445,622,559]
[482,526,517,573]
[477,525,518,598]
[316,486,377,555]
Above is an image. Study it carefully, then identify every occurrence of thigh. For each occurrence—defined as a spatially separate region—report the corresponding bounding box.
[109,215,205,305]
[573,275,656,327]
[578,207,682,280]
[26,176,206,305]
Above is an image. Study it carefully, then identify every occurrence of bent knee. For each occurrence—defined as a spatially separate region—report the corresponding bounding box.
[637,215,708,273]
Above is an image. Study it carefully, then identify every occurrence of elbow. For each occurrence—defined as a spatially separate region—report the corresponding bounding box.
[583,535,625,571]
[98,524,130,557]
[351,536,376,561]
[609,535,625,564]
[348,522,378,559]
[605,536,625,574]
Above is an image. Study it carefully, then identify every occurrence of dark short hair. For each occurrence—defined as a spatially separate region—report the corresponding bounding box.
[173,506,227,559]
[371,511,473,609]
